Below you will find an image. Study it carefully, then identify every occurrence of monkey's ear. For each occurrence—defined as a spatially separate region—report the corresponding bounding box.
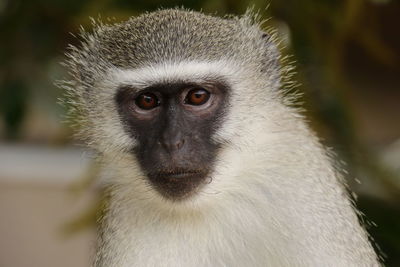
[261,33,269,39]
[259,32,280,74]
[260,31,277,47]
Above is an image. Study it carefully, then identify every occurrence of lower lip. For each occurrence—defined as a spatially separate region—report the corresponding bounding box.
[159,172,203,180]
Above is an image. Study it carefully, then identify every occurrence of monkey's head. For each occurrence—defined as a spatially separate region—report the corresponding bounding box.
[64,9,290,204]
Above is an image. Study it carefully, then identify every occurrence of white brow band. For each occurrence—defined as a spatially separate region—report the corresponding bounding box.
[109,61,240,89]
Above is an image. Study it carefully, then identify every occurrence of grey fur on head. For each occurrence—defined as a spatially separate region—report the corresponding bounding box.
[68,9,280,82]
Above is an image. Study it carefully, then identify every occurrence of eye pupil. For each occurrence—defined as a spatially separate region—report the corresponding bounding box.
[186,88,210,106]
[135,93,159,110]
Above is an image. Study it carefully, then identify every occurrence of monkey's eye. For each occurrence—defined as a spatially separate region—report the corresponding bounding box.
[185,88,210,106]
[135,93,160,110]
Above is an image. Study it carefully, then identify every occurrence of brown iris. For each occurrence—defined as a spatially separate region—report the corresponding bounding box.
[185,88,210,106]
[135,93,159,110]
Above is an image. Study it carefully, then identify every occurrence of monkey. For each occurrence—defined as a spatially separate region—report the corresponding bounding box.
[62,8,380,267]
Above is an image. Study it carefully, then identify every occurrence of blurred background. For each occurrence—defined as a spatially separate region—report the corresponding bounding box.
[0,0,399,266]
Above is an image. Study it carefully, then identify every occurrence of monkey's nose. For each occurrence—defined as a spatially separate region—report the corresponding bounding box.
[161,134,185,151]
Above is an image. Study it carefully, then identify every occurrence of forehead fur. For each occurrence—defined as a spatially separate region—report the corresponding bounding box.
[66,9,280,86]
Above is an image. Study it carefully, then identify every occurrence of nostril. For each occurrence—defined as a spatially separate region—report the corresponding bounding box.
[176,139,185,150]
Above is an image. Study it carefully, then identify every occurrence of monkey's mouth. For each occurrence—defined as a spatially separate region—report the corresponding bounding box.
[156,169,204,179]
[147,168,209,200]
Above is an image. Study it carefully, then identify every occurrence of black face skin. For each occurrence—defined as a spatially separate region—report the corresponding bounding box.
[115,81,229,200]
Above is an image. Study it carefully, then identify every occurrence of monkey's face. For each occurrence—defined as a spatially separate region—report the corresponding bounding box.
[115,80,229,200]
[66,9,283,204]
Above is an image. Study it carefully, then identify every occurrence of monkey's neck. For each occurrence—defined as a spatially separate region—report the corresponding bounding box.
[96,170,378,266]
